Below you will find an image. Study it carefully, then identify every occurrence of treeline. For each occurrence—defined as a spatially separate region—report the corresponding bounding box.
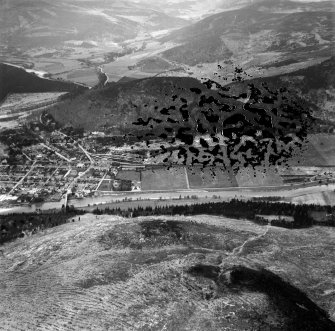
[92,199,335,229]
[0,209,84,245]
[1,199,334,246]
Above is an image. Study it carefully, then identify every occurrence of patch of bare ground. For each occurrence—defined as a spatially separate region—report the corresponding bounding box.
[0,214,334,330]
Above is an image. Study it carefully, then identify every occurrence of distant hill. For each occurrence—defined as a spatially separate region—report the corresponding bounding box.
[0,63,88,101]
[46,76,216,132]
[45,73,315,169]
[160,0,334,66]
[46,55,332,134]
[0,0,188,52]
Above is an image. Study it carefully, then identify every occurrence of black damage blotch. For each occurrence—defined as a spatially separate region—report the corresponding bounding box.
[130,66,313,174]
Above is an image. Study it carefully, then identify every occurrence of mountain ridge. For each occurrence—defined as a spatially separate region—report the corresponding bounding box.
[159,0,334,66]
[0,62,88,101]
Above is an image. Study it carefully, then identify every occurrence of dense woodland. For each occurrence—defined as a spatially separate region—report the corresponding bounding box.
[1,199,334,246]
[92,200,335,228]
[0,209,84,245]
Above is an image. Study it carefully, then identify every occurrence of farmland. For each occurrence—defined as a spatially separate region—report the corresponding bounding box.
[141,167,189,191]
[187,167,237,189]
[235,166,284,187]
[116,170,141,182]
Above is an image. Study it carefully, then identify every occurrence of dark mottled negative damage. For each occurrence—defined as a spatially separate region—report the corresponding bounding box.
[132,72,312,174]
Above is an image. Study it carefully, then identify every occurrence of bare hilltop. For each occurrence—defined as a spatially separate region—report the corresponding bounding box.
[1,214,334,330]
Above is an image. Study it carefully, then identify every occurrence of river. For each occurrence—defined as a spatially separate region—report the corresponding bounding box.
[0,200,63,215]
[1,183,335,215]
[97,66,109,86]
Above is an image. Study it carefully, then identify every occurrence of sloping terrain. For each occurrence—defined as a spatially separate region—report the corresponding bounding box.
[0,92,67,114]
[160,0,334,66]
[46,76,218,132]
[225,56,335,119]
[46,73,312,133]
[136,0,265,20]
[43,73,316,170]
[0,0,187,51]
[0,63,87,101]
[0,214,334,330]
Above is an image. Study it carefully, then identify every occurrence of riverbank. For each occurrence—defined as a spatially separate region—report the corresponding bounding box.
[1,182,335,215]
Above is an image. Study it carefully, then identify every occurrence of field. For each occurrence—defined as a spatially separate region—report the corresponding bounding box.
[97,180,111,192]
[116,170,141,182]
[109,166,286,192]
[291,190,335,205]
[0,92,67,114]
[287,135,335,167]
[130,56,174,73]
[293,143,328,167]
[235,166,284,187]
[141,167,189,191]
[0,214,334,330]
[308,135,335,166]
[66,68,98,86]
[187,167,237,189]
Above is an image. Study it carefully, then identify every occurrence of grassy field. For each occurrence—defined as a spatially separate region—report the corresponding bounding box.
[187,167,237,189]
[309,135,335,166]
[235,166,284,187]
[97,180,111,191]
[0,92,67,114]
[288,134,335,167]
[293,143,328,166]
[99,163,331,193]
[141,167,189,191]
[116,170,141,182]
[66,68,98,86]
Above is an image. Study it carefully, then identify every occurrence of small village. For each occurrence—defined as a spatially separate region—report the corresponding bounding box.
[2,126,335,209]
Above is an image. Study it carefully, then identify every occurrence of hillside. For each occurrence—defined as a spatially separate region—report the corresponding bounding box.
[0,63,88,101]
[47,76,216,132]
[225,56,335,120]
[44,74,315,170]
[0,0,187,50]
[160,0,334,66]
[1,214,334,330]
[46,74,312,135]
[2,0,333,86]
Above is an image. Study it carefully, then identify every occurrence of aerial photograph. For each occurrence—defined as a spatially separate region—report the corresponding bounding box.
[0,0,334,330]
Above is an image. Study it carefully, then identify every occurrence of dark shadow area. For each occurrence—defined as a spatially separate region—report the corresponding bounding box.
[188,264,335,331]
